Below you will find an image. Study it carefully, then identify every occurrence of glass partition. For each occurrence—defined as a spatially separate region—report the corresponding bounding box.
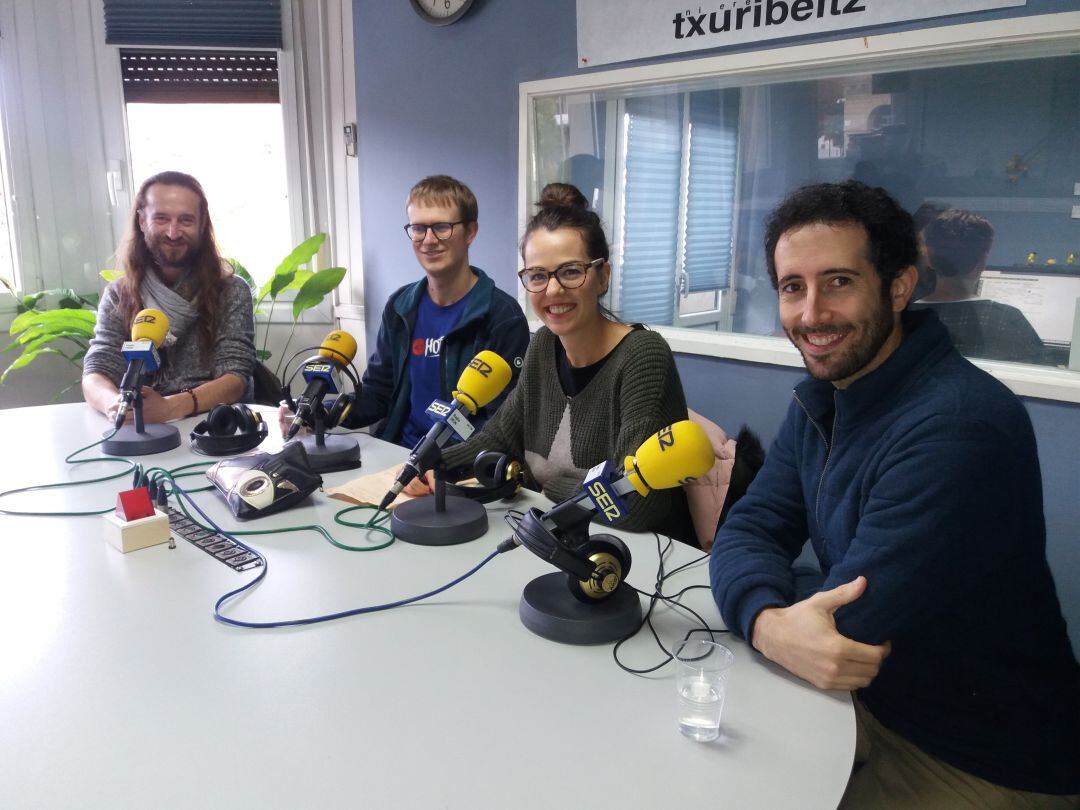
[527,50,1080,370]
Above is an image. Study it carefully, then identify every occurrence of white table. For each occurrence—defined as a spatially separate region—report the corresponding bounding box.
[0,404,854,809]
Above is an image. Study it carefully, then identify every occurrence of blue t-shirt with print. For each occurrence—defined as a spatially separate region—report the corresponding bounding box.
[399,289,472,449]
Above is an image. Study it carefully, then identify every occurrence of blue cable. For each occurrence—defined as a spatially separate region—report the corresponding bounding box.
[156,469,505,630]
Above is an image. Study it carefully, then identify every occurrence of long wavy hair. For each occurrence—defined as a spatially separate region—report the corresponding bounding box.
[116,171,228,355]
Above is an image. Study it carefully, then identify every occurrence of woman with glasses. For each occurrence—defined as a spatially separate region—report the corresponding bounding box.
[408,182,694,542]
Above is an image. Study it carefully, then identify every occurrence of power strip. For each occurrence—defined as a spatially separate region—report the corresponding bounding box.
[166,506,264,572]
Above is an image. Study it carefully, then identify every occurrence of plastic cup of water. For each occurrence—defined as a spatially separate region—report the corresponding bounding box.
[673,638,734,742]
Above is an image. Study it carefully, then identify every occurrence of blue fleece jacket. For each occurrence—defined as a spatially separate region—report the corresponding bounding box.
[710,309,1080,794]
[344,267,529,445]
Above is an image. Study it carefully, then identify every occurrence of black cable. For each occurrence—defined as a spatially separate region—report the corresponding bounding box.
[611,533,728,675]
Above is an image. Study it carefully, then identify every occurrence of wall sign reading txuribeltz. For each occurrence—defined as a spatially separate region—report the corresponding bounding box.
[411,0,474,26]
[576,0,1027,68]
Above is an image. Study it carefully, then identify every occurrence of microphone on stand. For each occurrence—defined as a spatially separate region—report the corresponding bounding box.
[503,420,714,644]
[501,419,715,555]
[285,330,359,440]
[114,309,169,429]
[379,350,512,511]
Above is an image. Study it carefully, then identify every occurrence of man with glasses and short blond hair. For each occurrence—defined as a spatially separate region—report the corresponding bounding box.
[280,175,528,447]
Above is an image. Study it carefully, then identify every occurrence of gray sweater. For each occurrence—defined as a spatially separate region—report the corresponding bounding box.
[83,274,255,395]
[442,326,693,540]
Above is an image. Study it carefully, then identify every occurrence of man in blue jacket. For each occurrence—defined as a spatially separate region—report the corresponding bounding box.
[283,175,529,447]
[710,181,1079,807]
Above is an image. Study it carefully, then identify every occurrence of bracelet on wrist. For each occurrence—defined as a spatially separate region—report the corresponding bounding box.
[181,387,199,417]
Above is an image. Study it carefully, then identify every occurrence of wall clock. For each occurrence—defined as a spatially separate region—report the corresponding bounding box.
[410,0,475,26]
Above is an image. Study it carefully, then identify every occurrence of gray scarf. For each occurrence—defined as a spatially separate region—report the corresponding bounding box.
[140,268,199,348]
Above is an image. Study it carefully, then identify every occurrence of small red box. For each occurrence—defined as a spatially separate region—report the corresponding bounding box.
[116,487,155,522]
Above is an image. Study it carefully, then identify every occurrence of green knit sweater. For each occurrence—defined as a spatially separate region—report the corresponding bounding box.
[442,326,693,540]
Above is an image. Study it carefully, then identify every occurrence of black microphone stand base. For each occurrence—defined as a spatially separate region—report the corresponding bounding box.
[294,434,360,473]
[391,495,488,546]
[102,423,181,457]
[519,572,642,645]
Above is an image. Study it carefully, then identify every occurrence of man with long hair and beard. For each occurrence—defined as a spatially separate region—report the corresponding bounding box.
[709,181,1079,807]
[82,171,255,423]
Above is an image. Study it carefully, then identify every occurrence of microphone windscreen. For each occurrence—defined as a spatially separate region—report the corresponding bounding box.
[318,330,358,365]
[130,309,170,346]
[625,420,714,496]
[452,351,512,414]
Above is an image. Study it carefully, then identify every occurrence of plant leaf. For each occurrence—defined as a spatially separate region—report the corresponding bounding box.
[256,349,272,362]
[20,293,45,312]
[10,308,96,337]
[281,269,314,292]
[100,269,124,282]
[292,267,346,320]
[273,233,326,279]
[0,346,63,383]
[17,331,92,353]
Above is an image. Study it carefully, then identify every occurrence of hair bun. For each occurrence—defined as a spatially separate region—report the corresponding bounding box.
[537,183,589,212]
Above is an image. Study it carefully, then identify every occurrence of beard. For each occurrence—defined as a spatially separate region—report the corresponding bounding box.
[786,293,896,384]
[146,232,199,269]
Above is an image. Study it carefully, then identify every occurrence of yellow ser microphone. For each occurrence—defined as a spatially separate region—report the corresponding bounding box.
[114,309,170,428]
[621,420,715,496]
[286,329,360,439]
[379,350,513,509]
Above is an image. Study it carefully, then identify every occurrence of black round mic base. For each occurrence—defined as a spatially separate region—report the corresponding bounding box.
[519,572,642,645]
[295,434,361,473]
[102,423,181,456]
[391,495,488,545]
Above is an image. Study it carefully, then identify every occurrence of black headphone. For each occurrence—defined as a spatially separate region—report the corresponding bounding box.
[190,404,269,456]
[444,451,524,504]
[324,394,356,430]
[512,506,632,603]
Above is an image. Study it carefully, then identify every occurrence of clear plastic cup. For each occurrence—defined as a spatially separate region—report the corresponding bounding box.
[673,638,735,742]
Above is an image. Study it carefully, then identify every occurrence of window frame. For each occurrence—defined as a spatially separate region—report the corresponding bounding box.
[517,11,1080,404]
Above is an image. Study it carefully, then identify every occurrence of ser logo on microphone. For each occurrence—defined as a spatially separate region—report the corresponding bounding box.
[657,425,675,450]
[468,357,493,377]
[426,401,452,418]
[587,480,622,522]
[133,313,158,325]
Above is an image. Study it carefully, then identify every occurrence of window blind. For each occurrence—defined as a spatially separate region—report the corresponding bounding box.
[104,0,282,49]
[618,95,681,325]
[684,89,739,292]
[120,49,279,103]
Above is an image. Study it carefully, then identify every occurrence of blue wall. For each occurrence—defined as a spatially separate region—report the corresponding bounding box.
[353,0,1080,648]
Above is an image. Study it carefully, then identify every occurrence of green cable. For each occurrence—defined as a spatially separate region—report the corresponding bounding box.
[3,437,397,553]
[0,430,136,517]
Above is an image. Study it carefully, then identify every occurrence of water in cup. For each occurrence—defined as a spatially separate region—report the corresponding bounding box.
[678,675,724,741]
[672,638,734,742]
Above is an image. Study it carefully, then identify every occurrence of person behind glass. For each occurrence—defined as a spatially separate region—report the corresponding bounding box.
[710,181,1079,807]
[404,183,695,542]
[910,200,949,301]
[911,207,1048,364]
[82,171,255,424]
[277,175,529,446]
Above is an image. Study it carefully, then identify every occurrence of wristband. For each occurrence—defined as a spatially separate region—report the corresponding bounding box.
[182,387,199,417]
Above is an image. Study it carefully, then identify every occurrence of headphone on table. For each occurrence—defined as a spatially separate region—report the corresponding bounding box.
[190,404,269,456]
[512,506,632,603]
[444,451,524,504]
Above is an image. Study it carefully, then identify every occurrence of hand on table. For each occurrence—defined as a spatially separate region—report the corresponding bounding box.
[750,576,891,691]
[278,403,312,439]
[107,386,186,424]
[402,469,436,497]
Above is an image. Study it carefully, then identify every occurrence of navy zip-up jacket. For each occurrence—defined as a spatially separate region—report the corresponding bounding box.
[710,309,1080,794]
[345,267,529,445]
